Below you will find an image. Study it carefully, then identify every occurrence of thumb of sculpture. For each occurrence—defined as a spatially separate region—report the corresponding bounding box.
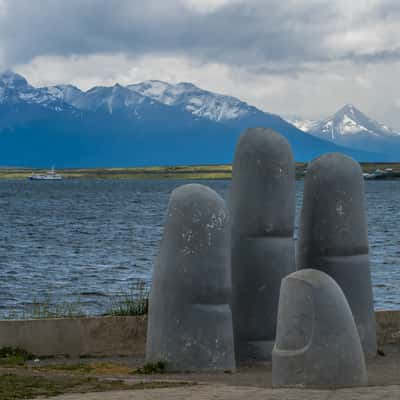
[146,183,235,372]
[272,269,368,388]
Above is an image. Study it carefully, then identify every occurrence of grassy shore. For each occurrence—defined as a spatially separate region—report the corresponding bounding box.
[0,163,400,180]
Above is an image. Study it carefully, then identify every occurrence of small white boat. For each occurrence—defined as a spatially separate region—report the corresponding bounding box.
[363,172,377,180]
[29,167,63,181]
[363,169,390,180]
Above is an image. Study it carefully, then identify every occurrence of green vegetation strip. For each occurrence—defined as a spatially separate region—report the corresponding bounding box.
[1,163,399,180]
[0,165,233,180]
[38,361,166,376]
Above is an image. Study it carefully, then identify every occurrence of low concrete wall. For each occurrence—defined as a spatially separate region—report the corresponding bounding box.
[0,316,146,357]
[0,311,398,357]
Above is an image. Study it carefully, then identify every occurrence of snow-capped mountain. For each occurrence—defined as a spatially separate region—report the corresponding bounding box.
[66,84,149,113]
[311,104,399,139]
[0,70,33,91]
[0,70,33,104]
[288,104,400,156]
[35,84,83,106]
[0,70,389,167]
[0,70,77,112]
[128,80,256,122]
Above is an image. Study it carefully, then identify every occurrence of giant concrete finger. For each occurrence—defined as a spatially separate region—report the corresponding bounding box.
[297,153,377,357]
[146,183,235,371]
[230,128,296,364]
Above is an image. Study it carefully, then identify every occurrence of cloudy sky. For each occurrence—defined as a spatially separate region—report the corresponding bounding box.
[1,0,400,128]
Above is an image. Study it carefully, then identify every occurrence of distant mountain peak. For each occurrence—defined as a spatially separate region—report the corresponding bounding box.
[113,83,125,90]
[341,103,357,111]
[176,81,198,88]
[286,104,400,157]
[0,70,29,88]
[128,80,255,121]
[334,103,364,120]
[289,104,400,139]
[320,104,400,139]
[0,69,28,85]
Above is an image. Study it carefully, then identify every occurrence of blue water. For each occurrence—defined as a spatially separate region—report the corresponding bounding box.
[0,179,399,318]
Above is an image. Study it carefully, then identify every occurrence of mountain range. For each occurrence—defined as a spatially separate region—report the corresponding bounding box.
[0,70,395,168]
[287,104,400,157]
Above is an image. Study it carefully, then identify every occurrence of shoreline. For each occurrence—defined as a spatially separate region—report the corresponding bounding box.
[1,163,400,180]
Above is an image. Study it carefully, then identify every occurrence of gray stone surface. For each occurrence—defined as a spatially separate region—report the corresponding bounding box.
[146,183,235,371]
[272,269,368,388]
[0,316,146,357]
[297,153,377,357]
[230,128,296,364]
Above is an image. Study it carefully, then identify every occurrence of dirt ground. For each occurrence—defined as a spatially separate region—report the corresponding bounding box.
[3,344,398,399]
[122,344,400,389]
[37,384,400,400]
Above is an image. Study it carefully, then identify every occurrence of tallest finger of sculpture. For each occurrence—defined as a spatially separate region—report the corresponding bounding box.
[297,153,377,357]
[230,128,296,364]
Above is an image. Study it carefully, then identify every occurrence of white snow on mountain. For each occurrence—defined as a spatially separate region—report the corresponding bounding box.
[67,84,149,114]
[288,104,400,140]
[0,70,32,104]
[18,87,74,108]
[0,71,77,112]
[131,80,170,99]
[35,84,83,105]
[128,80,255,121]
[0,70,32,91]
[3,70,399,144]
[0,71,150,114]
[1,71,259,121]
[286,116,318,132]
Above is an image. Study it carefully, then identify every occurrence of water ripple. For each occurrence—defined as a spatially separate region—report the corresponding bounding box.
[0,179,399,317]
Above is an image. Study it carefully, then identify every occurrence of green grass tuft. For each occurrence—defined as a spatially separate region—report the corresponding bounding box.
[134,361,166,375]
[0,347,35,361]
[0,347,35,366]
[107,280,149,317]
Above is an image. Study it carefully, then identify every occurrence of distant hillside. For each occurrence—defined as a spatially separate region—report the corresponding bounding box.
[0,71,386,167]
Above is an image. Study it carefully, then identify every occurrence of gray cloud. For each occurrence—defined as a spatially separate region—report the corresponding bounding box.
[373,0,400,18]
[347,48,400,64]
[1,0,396,71]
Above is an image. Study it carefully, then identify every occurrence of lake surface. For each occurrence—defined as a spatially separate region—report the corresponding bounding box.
[0,179,399,318]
